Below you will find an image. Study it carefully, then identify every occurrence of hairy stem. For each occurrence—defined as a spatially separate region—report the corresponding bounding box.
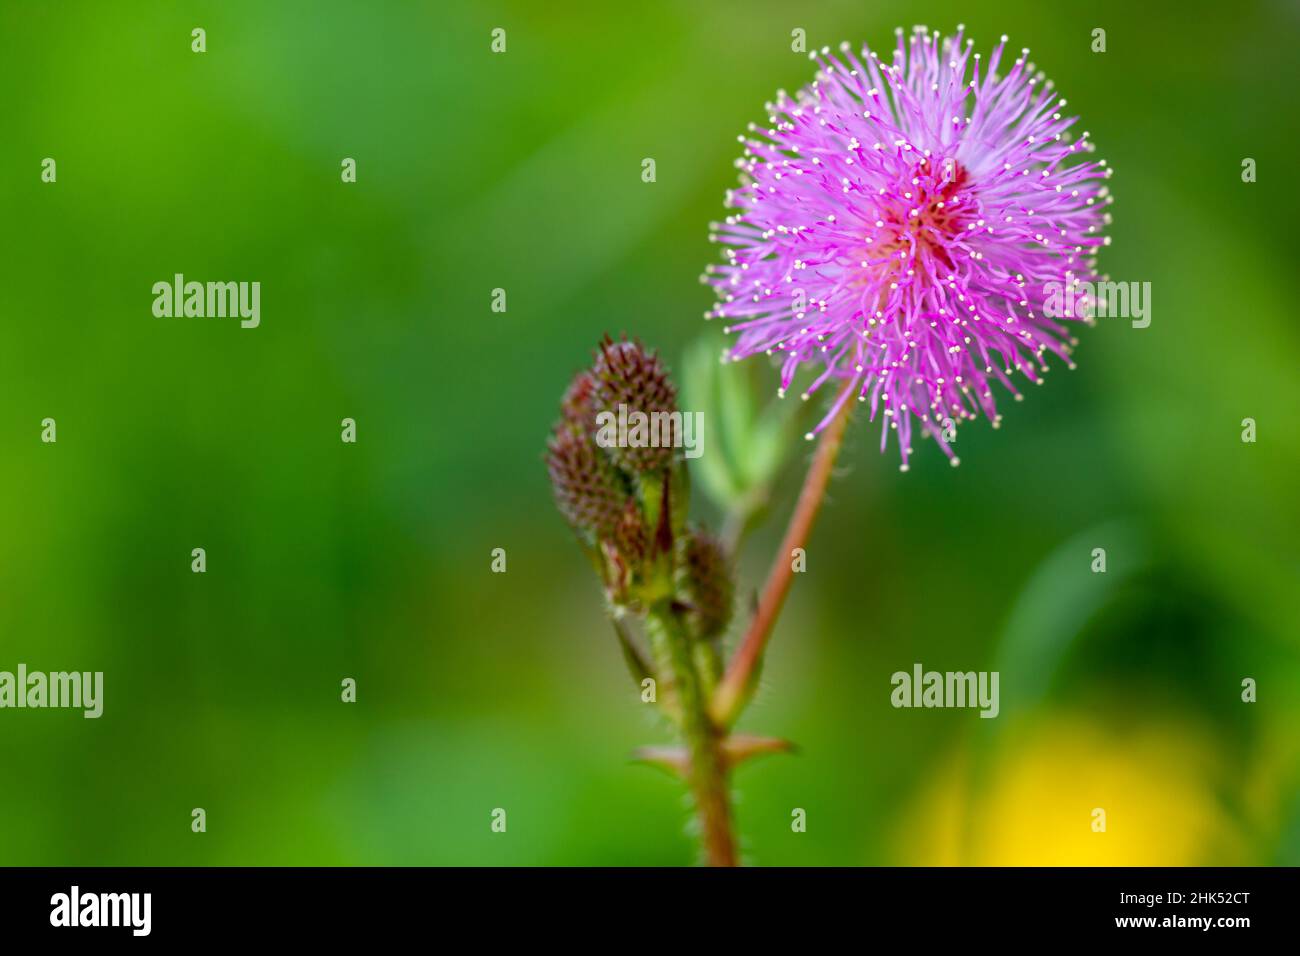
[646,603,737,866]
[710,390,854,727]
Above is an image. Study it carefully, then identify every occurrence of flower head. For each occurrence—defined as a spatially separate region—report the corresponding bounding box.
[704,26,1111,469]
[546,337,706,608]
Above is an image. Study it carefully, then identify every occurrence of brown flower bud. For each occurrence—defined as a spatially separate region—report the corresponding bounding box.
[545,415,629,541]
[559,371,599,435]
[591,336,679,473]
[677,528,734,641]
[612,498,648,567]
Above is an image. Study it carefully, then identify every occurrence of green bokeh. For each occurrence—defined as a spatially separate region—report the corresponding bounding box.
[1,0,1296,865]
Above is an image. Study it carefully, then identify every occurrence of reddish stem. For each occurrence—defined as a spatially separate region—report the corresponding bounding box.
[710,389,854,726]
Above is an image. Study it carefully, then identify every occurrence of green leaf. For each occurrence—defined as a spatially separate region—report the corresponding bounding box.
[680,335,740,506]
[991,519,1149,721]
[717,350,756,474]
[680,333,802,514]
[742,391,803,490]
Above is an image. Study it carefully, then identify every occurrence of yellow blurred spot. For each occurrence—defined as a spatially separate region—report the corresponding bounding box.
[898,716,1238,865]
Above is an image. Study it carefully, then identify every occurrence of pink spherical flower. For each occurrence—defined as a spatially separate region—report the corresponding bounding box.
[704,26,1112,469]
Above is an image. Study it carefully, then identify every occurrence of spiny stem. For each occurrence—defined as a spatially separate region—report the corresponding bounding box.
[646,602,737,866]
[710,388,854,727]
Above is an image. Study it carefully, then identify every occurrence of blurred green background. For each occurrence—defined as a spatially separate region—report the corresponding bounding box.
[1,0,1297,866]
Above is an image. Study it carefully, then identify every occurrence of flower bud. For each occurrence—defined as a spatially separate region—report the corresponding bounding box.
[677,528,734,641]
[546,414,629,541]
[612,498,648,567]
[560,371,599,435]
[591,336,679,473]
